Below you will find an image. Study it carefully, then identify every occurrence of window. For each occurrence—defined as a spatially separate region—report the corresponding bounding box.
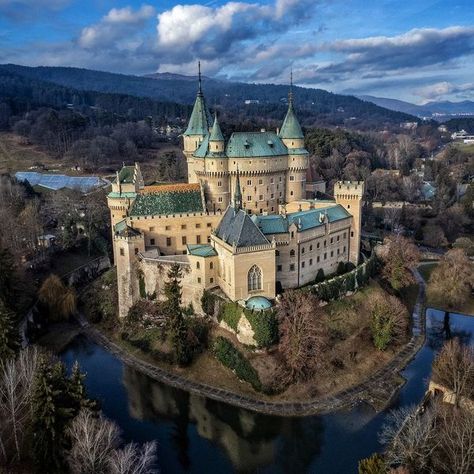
[150,238,155,246]
[291,231,294,239]
[247,196,252,201]
[309,245,313,251]
[196,235,201,244]
[207,223,212,228]
[317,256,320,263]
[165,225,171,231]
[290,191,294,196]
[279,176,282,182]
[120,248,125,256]
[210,277,214,283]
[196,223,201,228]
[330,237,333,244]
[182,236,186,245]
[302,247,305,254]
[197,277,201,284]
[324,252,327,260]
[248,265,262,291]
[317,243,320,249]
[343,232,347,239]
[276,250,280,256]
[197,262,200,269]
[337,235,340,242]
[134,248,138,255]
[218,181,222,187]
[218,197,223,203]
[181,224,187,230]
[207,236,211,243]
[259,179,263,185]
[290,249,295,257]
[337,248,340,255]
[309,258,313,265]
[277,265,282,272]
[259,195,263,201]
[343,246,346,253]
[330,251,334,257]
[351,231,354,238]
[149,226,155,232]
[247,179,252,186]
[166,237,171,246]
[210,262,214,269]
[290,175,295,181]
[271,193,274,199]
[302,261,305,268]
[290,264,295,271]
[270,177,274,184]
[324,240,327,247]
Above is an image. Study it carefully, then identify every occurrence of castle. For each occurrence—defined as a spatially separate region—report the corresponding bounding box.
[108,71,364,318]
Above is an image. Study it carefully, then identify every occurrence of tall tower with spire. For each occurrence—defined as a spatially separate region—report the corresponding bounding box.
[279,71,309,202]
[183,61,212,183]
[233,166,242,211]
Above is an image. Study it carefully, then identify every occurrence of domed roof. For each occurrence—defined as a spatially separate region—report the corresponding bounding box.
[246,296,272,311]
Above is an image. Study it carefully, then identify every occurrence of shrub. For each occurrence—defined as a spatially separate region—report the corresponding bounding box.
[218,302,242,332]
[201,290,217,317]
[315,268,325,283]
[337,261,346,275]
[358,453,387,474]
[245,309,278,348]
[213,336,262,391]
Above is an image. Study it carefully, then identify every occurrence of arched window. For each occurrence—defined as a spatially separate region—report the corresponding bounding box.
[290,249,295,257]
[248,265,262,292]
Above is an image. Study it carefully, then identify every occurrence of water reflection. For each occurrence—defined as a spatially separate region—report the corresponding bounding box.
[60,309,474,473]
[122,367,324,473]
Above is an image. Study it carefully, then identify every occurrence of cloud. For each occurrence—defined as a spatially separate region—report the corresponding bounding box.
[415,81,474,101]
[311,26,474,80]
[78,5,156,49]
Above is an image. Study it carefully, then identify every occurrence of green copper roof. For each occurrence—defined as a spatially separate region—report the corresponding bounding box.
[130,190,204,216]
[226,132,287,157]
[184,91,212,136]
[118,166,135,184]
[108,191,137,199]
[187,244,217,257]
[194,135,226,158]
[209,114,224,141]
[251,204,351,234]
[279,102,304,139]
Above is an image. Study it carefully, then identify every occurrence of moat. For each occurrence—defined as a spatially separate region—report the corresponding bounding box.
[60,308,474,473]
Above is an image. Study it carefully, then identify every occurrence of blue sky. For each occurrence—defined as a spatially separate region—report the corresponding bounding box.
[0,0,473,103]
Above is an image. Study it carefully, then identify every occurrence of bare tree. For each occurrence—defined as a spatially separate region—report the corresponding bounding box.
[277,291,329,384]
[434,405,474,474]
[0,346,39,463]
[380,404,439,472]
[432,338,474,407]
[428,249,474,309]
[67,409,121,474]
[378,235,420,291]
[107,442,157,474]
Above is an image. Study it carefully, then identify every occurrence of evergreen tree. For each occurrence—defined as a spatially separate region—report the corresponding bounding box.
[164,264,190,365]
[31,356,93,472]
[0,298,19,362]
[0,246,16,307]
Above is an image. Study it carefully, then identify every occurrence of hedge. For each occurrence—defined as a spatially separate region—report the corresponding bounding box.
[213,336,262,391]
[217,299,278,348]
[311,254,377,302]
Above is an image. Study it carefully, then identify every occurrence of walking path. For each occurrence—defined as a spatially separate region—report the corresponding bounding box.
[77,270,427,417]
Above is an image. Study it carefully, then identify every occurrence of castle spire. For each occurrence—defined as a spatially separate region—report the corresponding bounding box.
[183,60,212,137]
[198,60,202,95]
[233,166,242,211]
[278,70,304,141]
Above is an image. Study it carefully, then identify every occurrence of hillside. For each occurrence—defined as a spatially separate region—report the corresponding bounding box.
[360,94,474,119]
[0,64,417,128]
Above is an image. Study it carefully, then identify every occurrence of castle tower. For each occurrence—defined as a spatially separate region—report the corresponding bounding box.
[334,181,364,266]
[114,226,145,318]
[209,112,225,153]
[183,62,212,183]
[280,72,308,203]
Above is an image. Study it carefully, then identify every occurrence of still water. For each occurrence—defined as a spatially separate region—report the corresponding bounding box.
[61,309,474,473]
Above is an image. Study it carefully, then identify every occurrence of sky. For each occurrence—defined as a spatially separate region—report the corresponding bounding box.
[0,0,473,104]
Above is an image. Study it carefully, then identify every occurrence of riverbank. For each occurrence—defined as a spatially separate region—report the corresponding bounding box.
[74,269,426,416]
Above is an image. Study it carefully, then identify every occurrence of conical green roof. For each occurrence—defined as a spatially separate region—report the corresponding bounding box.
[209,113,224,141]
[279,102,304,140]
[184,90,212,136]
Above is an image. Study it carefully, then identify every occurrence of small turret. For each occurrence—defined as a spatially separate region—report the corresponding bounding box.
[209,112,225,153]
[233,167,242,211]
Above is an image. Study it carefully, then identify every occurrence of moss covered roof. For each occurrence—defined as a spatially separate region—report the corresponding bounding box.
[130,185,204,216]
